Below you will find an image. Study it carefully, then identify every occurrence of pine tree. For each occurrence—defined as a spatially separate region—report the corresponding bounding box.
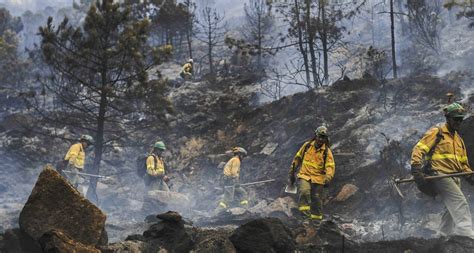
[37,0,172,203]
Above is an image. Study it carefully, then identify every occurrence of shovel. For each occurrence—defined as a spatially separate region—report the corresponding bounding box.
[285,183,297,194]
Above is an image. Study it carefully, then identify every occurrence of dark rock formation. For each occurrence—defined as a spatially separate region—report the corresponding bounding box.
[39,229,100,253]
[229,217,295,253]
[19,165,107,246]
[193,228,236,253]
[2,228,42,253]
[143,211,194,253]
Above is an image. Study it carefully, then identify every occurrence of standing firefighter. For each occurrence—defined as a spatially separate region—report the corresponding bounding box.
[411,102,474,237]
[180,59,194,80]
[288,126,335,221]
[63,135,94,189]
[146,141,170,192]
[219,147,249,209]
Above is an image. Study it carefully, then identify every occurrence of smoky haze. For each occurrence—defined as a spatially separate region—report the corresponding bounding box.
[0,0,473,245]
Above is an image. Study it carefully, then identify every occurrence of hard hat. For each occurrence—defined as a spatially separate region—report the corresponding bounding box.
[80,134,94,145]
[154,141,166,150]
[232,147,248,156]
[188,58,193,63]
[444,102,466,118]
[314,126,328,137]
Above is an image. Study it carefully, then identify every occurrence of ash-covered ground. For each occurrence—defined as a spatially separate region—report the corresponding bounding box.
[1,71,474,253]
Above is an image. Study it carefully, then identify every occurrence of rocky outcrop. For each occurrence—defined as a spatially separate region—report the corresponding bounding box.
[39,229,100,253]
[19,165,107,246]
[229,218,295,253]
[143,211,194,253]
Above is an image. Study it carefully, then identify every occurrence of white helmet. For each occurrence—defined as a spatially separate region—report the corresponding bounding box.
[80,134,94,145]
[232,147,248,156]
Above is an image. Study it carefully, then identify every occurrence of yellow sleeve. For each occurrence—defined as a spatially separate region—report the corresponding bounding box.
[411,127,438,167]
[290,142,309,174]
[146,156,155,171]
[64,144,80,165]
[325,148,335,181]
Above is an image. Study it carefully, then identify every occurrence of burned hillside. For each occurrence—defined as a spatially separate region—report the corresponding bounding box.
[1,69,474,251]
[2,0,474,251]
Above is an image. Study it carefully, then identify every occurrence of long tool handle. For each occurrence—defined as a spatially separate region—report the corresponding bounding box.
[63,170,110,179]
[395,171,474,184]
[224,179,276,188]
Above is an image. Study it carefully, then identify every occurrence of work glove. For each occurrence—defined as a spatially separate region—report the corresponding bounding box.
[411,164,437,197]
[323,177,331,188]
[411,165,426,185]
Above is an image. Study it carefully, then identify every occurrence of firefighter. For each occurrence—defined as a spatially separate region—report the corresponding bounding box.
[288,126,335,221]
[219,147,249,209]
[180,59,194,80]
[146,141,170,192]
[63,134,94,189]
[411,102,474,237]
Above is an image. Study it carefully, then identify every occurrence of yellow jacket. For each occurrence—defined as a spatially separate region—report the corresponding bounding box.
[146,155,165,177]
[411,123,471,174]
[182,63,193,75]
[290,141,335,184]
[223,156,241,178]
[64,143,85,169]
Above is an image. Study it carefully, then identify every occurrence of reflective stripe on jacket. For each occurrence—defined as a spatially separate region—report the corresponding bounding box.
[64,143,85,169]
[223,156,241,178]
[411,123,471,174]
[146,155,165,176]
[291,140,335,184]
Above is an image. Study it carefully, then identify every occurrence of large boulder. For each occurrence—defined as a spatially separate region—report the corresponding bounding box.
[229,218,295,253]
[143,211,194,253]
[39,229,100,253]
[19,165,107,246]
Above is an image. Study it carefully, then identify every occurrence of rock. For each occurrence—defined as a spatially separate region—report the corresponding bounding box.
[143,211,194,253]
[125,234,146,242]
[192,229,236,253]
[142,191,190,215]
[98,240,146,253]
[264,197,297,217]
[334,184,359,202]
[157,211,184,223]
[19,165,107,246]
[260,143,279,155]
[2,228,42,253]
[146,190,190,206]
[229,218,295,253]
[38,229,100,253]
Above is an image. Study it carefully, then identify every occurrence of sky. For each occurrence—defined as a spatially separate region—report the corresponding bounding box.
[1,0,246,17]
